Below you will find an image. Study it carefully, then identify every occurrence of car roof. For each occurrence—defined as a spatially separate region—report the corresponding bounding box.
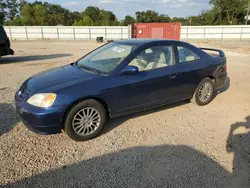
[115,39,180,46]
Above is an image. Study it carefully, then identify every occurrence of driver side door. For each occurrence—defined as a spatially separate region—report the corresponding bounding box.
[109,44,180,116]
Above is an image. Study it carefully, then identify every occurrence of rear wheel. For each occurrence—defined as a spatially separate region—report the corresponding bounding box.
[191,78,215,106]
[64,99,107,141]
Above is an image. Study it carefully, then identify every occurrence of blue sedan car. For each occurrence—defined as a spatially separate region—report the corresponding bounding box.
[15,39,227,141]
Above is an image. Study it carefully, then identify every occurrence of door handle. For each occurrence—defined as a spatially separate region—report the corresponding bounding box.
[170,73,178,79]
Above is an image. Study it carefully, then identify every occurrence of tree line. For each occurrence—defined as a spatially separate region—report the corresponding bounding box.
[0,0,249,26]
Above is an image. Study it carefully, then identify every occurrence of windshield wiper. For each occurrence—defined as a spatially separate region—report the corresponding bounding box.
[78,65,107,75]
[72,62,108,75]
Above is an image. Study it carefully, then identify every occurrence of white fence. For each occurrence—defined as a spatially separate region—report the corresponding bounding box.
[4,26,131,40]
[3,25,250,40]
[181,25,250,40]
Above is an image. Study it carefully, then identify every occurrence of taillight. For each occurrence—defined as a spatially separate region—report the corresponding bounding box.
[224,64,227,72]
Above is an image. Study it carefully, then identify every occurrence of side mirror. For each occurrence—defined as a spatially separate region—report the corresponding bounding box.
[119,65,139,76]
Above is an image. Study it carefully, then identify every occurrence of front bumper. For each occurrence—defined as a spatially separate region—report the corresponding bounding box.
[20,118,62,135]
[15,92,66,135]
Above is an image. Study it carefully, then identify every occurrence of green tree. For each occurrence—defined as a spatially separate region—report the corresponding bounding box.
[0,0,7,12]
[7,0,20,20]
[245,0,250,24]
[19,0,27,10]
[73,15,92,26]
[99,10,116,26]
[81,6,118,26]
[171,17,189,25]
[21,3,34,25]
[200,9,218,25]
[210,0,247,24]
[158,14,171,22]
[12,15,22,25]
[84,6,100,23]
[3,0,249,26]
[0,0,7,24]
[68,11,81,26]
[135,10,170,23]
[44,3,70,25]
[123,15,135,26]
[33,4,47,25]
[5,15,22,25]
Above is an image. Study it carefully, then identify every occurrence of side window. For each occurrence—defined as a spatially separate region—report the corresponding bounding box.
[128,45,174,72]
[177,46,200,63]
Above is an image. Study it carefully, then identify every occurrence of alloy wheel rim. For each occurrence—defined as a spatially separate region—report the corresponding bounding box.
[198,82,213,103]
[72,107,101,136]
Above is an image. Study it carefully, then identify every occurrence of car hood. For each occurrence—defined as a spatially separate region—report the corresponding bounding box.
[22,64,98,94]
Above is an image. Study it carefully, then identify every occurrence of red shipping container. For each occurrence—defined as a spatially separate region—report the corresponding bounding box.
[133,22,181,40]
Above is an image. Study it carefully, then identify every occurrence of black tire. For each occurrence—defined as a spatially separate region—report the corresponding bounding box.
[191,78,215,106]
[64,99,107,141]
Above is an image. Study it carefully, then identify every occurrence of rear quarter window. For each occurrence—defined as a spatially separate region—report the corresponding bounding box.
[177,46,200,63]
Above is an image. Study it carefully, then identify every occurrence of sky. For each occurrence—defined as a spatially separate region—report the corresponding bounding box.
[31,0,211,20]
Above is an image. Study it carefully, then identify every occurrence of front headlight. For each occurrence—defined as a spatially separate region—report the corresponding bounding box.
[27,93,57,108]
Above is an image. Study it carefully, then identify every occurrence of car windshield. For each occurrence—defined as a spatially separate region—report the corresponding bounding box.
[76,42,136,75]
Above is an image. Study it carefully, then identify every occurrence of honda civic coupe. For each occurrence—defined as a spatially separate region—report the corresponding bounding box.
[15,39,227,141]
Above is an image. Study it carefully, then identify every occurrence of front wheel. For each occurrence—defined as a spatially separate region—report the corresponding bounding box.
[191,78,215,106]
[64,99,107,141]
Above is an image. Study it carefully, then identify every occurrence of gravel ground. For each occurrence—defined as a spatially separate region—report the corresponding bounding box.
[0,40,250,188]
